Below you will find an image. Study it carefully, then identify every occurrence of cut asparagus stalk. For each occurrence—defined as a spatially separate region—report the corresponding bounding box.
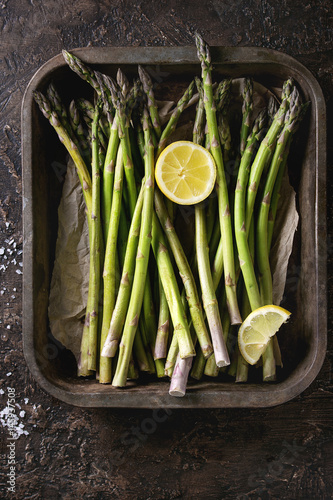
[196,202,230,367]
[112,108,155,387]
[234,109,267,312]
[151,213,195,360]
[154,190,213,359]
[245,78,294,232]
[154,277,170,360]
[87,102,102,371]
[195,32,242,325]
[101,182,145,357]
[99,144,124,383]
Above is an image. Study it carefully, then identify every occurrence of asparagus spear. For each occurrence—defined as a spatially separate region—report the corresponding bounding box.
[87,101,103,371]
[99,144,124,383]
[151,213,195,360]
[112,107,155,387]
[117,67,130,98]
[47,82,78,146]
[62,50,100,93]
[69,99,91,163]
[138,64,162,140]
[154,277,170,360]
[239,78,254,156]
[155,190,213,358]
[196,202,230,367]
[195,32,242,325]
[101,181,145,357]
[245,78,294,232]
[33,91,92,215]
[256,88,306,381]
[106,76,138,217]
[95,71,119,239]
[257,88,302,306]
[234,109,267,312]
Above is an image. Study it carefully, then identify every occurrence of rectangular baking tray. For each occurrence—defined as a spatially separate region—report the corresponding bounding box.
[22,46,327,408]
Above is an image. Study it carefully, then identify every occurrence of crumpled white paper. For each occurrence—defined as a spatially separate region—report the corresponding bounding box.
[48,162,90,362]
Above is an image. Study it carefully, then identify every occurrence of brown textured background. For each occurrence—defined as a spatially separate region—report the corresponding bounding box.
[0,1,332,498]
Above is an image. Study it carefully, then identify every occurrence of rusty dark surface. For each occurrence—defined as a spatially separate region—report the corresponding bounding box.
[0,1,332,498]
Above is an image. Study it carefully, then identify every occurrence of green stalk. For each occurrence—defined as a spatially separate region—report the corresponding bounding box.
[257,89,303,381]
[87,102,102,371]
[195,202,230,367]
[112,108,155,387]
[195,32,241,325]
[69,99,91,164]
[239,78,253,156]
[211,237,224,291]
[99,144,124,383]
[155,190,213,358]
[102,115,119,239]
[190,346,206,380]
[33,91,92,215]
[106,78,138,216]
[101,181,144,357]
[133,327,151,372]
[46,83,78,145]
[138,316,156,374]
[117,205,130,267]
[192,75,228,365]
[204,353,219,377]
[234,109,267,312]
[165,331,179,378]
[245,78,294,232]
[138,65,162,139]
[169,311,197,396]
[154,277,170,360]
[151,213,195,360]
[268,99,309,251]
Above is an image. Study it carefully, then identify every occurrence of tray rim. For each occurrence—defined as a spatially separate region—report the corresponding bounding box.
[22,45,327,408]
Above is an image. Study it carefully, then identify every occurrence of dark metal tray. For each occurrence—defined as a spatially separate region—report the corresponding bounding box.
[22,46,327,408]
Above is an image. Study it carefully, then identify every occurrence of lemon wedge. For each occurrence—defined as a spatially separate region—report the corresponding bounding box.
[155,140,216,205]
[238,305,291,365]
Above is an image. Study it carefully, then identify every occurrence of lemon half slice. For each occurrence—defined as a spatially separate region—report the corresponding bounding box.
[238,305,291,365]
[155,141,216,205]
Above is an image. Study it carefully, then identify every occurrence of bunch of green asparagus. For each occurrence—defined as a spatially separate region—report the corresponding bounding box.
[34,34,308,396]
